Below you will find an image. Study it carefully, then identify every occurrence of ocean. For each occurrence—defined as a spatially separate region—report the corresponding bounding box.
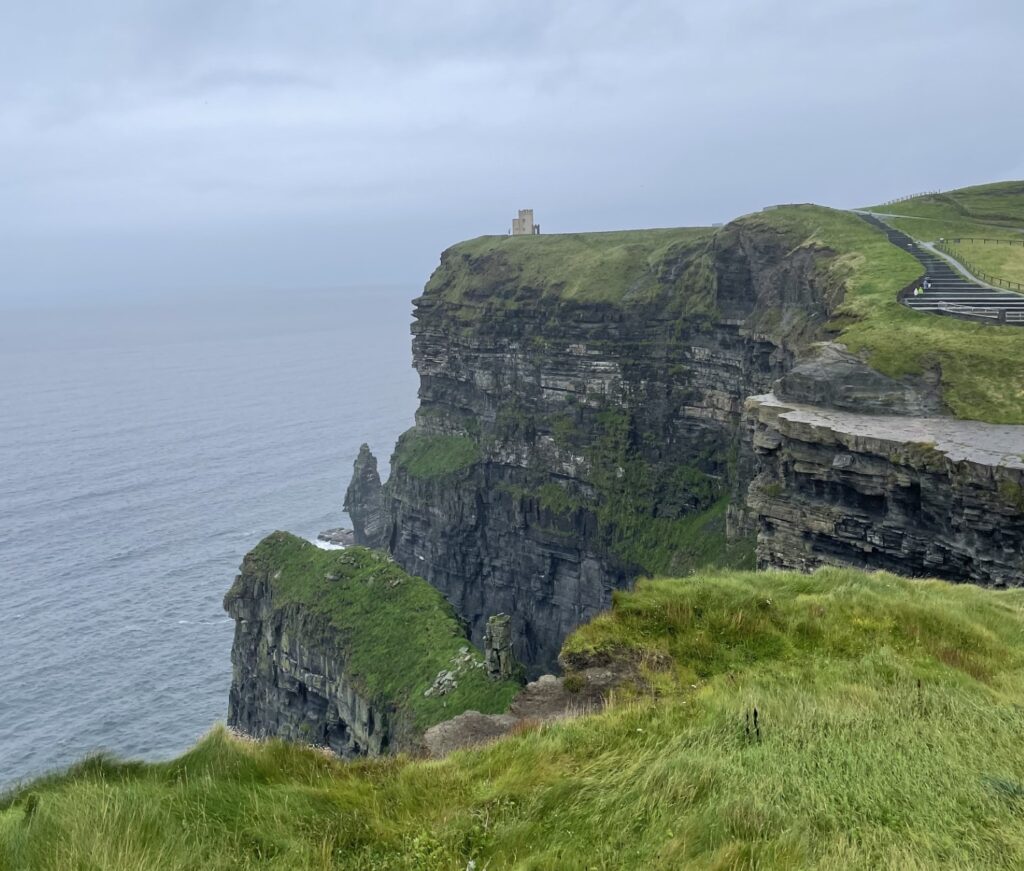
[0,288,418,789]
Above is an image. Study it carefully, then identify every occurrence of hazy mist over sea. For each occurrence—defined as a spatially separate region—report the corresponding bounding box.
[0,288,417,788]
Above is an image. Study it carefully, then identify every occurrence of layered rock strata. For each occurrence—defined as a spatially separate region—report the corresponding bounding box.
[344,444,388,548]
[226,569,390,756]
[746,393,1024,585]
[347,220,853,672]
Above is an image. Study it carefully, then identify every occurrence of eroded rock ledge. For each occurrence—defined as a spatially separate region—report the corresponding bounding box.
[747,393,1024,585]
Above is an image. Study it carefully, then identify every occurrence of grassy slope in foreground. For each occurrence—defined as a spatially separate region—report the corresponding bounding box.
[232,533,519,731]
[742,202,1024,423]
[869,181,1024,287]
[7,567,1024,869]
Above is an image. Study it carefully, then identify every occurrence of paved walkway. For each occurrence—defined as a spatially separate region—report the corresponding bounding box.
[920,241,1001,289]
[752,393,1024,468]
[856,212,1024,325]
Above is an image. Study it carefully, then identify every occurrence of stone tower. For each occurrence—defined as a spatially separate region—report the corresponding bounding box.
[511,209,540,235]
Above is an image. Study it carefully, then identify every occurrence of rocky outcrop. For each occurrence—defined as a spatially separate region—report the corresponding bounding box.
[224,544,395,757]
[225,548,394,756]
[224,533,519,756]
[746,394,1024,584]
[344,444,387,549]
[317,527,355,546]
[774,342,943,416]
[422,670,614,758]
[484,614,514,681]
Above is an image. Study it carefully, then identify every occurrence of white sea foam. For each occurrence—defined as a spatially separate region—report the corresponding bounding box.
[312,538,346,551]
[177,618,233,626]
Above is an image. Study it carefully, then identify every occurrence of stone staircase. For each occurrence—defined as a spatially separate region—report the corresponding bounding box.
[858,212,1024,324]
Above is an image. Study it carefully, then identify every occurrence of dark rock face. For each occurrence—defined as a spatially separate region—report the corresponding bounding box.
[344,444,387,549]
[317,527,355,546]
[746,394,1024,585]
[775,342,943,416]
[484,614,514,681]
[224,556,400,756]
[348,223,844,673]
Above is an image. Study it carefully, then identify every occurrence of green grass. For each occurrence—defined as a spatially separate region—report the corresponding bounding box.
[230,534,518,732]
[867,182,1024,287]
[607,494,755,576]
[946,239,1024,287]
[9,567,1024,869]
[870,181,1024,228]
[426,226,715,307]
[390,429,481,479]
[739,200,1024,423]
[427,182,1024,422]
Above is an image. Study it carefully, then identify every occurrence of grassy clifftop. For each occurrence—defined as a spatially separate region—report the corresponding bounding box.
[869,180,1024,238]
[425,226,715,306]
[7,567,1024,869]
[230,534,518,731]
[422,182,1024,423]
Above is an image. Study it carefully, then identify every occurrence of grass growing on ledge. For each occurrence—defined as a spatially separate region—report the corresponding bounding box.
[391,429,481,479]
[8,567,1024,869]
[230,533,518,731]
[608,494,755,577]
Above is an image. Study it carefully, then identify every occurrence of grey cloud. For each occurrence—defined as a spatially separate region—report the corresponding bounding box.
[1,0,1022,305]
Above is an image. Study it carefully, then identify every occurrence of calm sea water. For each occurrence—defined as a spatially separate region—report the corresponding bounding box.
[0,288,418,789]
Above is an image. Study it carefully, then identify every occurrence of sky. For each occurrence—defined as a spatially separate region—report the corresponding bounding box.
[2,0,1023,305]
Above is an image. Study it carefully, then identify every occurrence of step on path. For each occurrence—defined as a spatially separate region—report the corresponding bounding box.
[858,213,1024,326]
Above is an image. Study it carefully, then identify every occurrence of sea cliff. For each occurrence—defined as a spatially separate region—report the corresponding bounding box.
[347,214,856,671]
[746,392,1024,582]
[224,533,518,755]
[347,207,1024,673]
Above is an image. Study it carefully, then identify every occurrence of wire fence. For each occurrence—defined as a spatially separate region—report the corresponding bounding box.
[877,191,940,206]
[945,236,1024,247]
[934,240,1024,293]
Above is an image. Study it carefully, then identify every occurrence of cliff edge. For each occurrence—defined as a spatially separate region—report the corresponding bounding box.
[346,200,1024,673]
[346,209,910,672]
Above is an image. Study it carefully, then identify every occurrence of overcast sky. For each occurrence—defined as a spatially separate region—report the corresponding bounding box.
[3,0,1023,305]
